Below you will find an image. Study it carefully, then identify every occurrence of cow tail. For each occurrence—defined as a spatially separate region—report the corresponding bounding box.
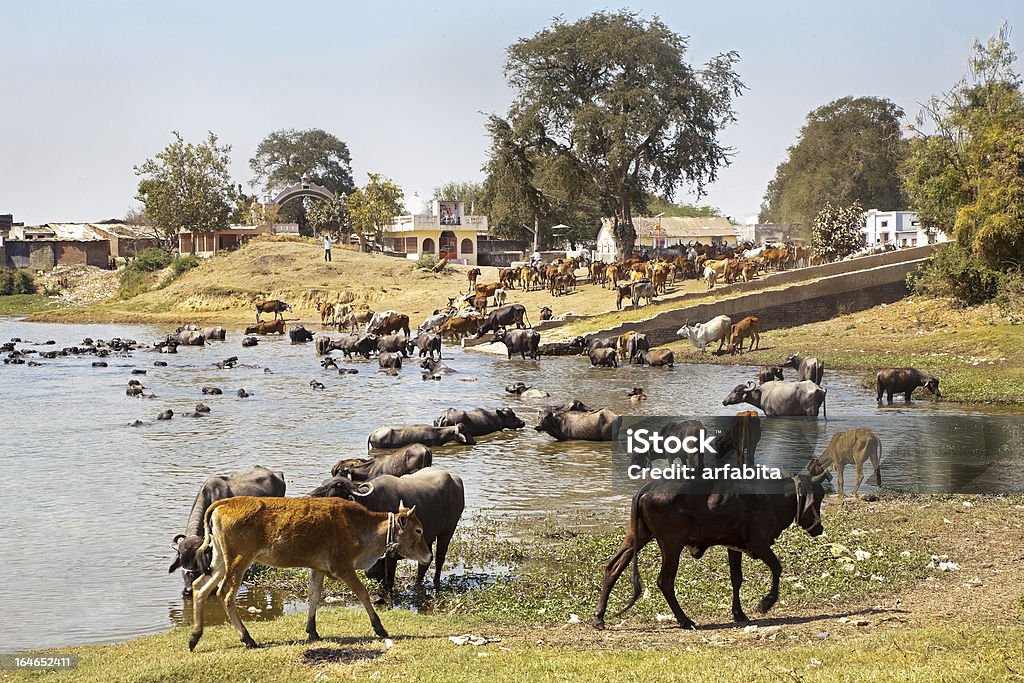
[522,308,532,329]
[874,439,882,487]
[612,489,646,619]
[196,503,218,576]
[822,389,827,420]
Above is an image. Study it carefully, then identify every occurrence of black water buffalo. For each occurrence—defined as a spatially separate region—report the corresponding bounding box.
[586,336,617,352]
[593,472,828,630]
[173,330,206,346]
[351,334,380,358]
[783,354,824,385]
[377,351,403,370]
[433,408,525,436]
[415,332,442,360]
[493,329,540,360]
[168,465,286,597]
[589,348,618,367]
[255,299,291,322]
[178,325,226,341]
[421,358,457,375]
[625,333,650,364]
[474,304,531,338]
[539,336,587,356]
[876,367,941,403]
[758,365,784,384]
[331,444,433,480]
[241,336,258,347]
[723,380,826,417]
[535,408,618,441]
[379,333,413,357]
[367,423,475,450]
[289,325,315,343]
[309,468,465,594]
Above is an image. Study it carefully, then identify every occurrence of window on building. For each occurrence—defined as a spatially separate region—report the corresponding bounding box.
[911,238,918,246]
[880,232,889,243]
[421,237,435,254]
[880,220,888,228]
[460,238,473,254]
[911,220,920,226]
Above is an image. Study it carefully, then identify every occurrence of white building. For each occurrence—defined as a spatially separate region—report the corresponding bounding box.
[862,209,948,248]
[380,195,486,266]
[595,216,738,262]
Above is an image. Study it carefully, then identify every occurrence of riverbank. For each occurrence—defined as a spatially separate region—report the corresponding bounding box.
[13,495,1024,681]
[659,297,1023,404]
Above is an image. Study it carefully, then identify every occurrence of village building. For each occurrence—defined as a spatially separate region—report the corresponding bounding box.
[862,209,948,248]
[177,222,299,257]
[2,222,111,269]
[594,215,738,262]
[380,195,485,265]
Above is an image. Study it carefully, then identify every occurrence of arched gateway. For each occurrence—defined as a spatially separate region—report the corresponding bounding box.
[268,176,336,208]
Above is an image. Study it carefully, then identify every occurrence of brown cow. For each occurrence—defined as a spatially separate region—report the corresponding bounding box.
[187,497,431,650]
[370,313,411,336]
[255,300,291,322]
[474,282,501,299]
[466,267,481,291]
[727,316,760,355]
[641,348,674,367]
[472,295,488,315]
[244,320,286,335]
[808,427,881,498]
[438,316,480,341]
[715,411,762,465]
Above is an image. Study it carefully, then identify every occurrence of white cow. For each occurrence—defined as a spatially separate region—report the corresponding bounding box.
[676,315,733,354]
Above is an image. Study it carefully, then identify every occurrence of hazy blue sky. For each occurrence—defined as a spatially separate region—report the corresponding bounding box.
[1,1,1020,226]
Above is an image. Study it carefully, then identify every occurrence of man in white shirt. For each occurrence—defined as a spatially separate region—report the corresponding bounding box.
[323,234,332,262]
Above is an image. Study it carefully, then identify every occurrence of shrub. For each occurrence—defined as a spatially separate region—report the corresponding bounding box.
[908,243,1002,307]
[170,254,200,277]
[0,270,14,296]
[997,269,1024,321]
[129,248,173,273]
[414,253,442,271]
[0,269,35,295]
[118,269,150,299]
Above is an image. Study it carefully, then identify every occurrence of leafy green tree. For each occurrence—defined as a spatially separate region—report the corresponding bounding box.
[432,181,488,214]
[760,97,907,233]
[307,194,351,238]
[903,22,1024,268]
[486,11,744,257]
[346,173,403,244]
[644,195,722,218]
[135,131,236,251]
[249,129,355,233]
[812,200,865,262]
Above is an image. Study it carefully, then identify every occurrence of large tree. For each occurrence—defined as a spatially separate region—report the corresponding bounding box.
[432,181,489,215]
[346,173,404,244]
[249,128,355,233]
[759,97,907,233]
[135,131,236,250]
[903,22,1024,268]
[812,200,866,262]
[486,11,743,257]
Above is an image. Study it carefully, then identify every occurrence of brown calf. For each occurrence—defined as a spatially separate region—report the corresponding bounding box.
[808,427,881,498]
[727,316,760,355]
[188,497,431,651]
[244,319,286,335]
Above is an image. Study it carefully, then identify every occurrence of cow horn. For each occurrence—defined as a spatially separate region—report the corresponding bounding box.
[352,482,374,497]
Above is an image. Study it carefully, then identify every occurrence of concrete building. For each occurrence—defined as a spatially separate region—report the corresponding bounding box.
[381,196,485,265]
[4,223,110,269]
[736,223,801,244]
[595,216,738,262]
[862,209,948,248]
[178,223,298,256]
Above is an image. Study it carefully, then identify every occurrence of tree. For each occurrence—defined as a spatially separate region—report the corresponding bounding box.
[759,97,907,233]
[346,173,403,244]
[307,194,351,238]
[249,129,355,234]
[135,131,236,250]
[486,11,744,257]
[432,181,488,214]
[903,22,1024,268]
[644,195,722,218]
[811,201,865,262]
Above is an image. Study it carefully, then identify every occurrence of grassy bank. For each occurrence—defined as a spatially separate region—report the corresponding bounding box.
[0,294,55,316]
[13,495,1024,681]
[658,297,1024,404]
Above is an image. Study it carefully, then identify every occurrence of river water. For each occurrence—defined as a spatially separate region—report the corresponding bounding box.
[1,317,1020,651]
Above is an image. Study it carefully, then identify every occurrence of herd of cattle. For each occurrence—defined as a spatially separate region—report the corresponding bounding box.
[131,288,950,652]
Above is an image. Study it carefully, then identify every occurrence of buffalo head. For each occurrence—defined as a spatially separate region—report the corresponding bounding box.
[722,382,758,407]
[169,533,206,597]
[308,476,374,499]
[924,375,941,397]
[497,408,526,430]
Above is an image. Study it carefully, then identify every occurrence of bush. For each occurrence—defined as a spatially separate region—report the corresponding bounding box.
[118,268,149,299]
[129,248,173,273]
[170,254,200,277]
[997,269,1024,321]
[414,253,443,271]
[908,243,1002,307]
[0,268,35,295]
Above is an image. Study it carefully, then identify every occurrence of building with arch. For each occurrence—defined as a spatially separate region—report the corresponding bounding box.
[381,196,485,265]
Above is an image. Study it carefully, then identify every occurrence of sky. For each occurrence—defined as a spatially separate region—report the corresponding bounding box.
[1,1,1021,226]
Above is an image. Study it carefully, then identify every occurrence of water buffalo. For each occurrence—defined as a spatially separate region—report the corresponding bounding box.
[589,347,618,367]
[379,333,413,357]
[331,444,433,480]
[178,325,226,341]
[783,353,824,385]
[876,367,941,403]
[169,465,286,597]
[415,332,442,360]
[474,304,531,338]
[255,299,291,322]
[535,408,618,441]
[593,472,828,630]
[244,320,286,335]
[505,382,550,399]
[641,348,674,367]
[758,365,784,384]
[625,333,650,364]
[367,423,475,450]
[377,351,403,370]
[433,408,525,436]
[421,358,457,376]
[289,325,315,343]
[309,468,465,594]
[351,334,380,358]
[241,336,258,347]
[539,336,586,356]
[723,380,826,417]
[173,330,206,346]
[493,329,540,360]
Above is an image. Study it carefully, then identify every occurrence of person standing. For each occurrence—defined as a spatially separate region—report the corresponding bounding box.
[323,233,332,262]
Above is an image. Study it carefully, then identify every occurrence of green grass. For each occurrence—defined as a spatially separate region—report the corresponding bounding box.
[0,294,53,315]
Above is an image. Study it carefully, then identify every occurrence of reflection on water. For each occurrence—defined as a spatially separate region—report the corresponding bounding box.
[0,317,1020,651]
